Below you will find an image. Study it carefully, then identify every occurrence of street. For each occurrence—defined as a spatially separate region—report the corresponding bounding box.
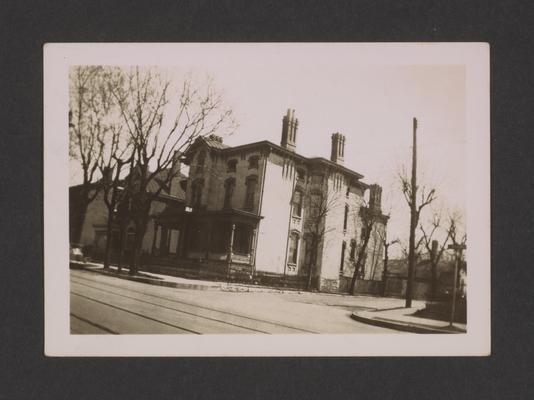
[70,269,396,334]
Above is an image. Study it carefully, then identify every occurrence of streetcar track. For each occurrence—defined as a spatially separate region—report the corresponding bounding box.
[71,292,201,334]
[71,272,318,333]
[70,313,118,334]
[71,280,269,334]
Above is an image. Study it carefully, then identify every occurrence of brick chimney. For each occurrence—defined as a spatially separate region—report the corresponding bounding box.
[280,109,298,152]
[369,184,382,212]
[330,132,345,164]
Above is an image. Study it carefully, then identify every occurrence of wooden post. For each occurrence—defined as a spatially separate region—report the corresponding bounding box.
[448,243,466,326]
[406,117,418,308]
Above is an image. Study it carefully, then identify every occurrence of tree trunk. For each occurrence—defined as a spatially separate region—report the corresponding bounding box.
[430,261,437,301]
[382,244,389,296]
[117,225,127,274]
[349,257,364,294]
[307,236,317,290]
[103,209,114,270]
[129,217,149,275]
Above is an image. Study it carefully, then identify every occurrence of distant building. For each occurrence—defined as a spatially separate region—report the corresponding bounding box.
[71,109,389,293]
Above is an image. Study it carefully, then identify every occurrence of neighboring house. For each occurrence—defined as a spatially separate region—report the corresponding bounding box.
[70,109,388,293]
[384,257,467,300]
[69,160,187,259]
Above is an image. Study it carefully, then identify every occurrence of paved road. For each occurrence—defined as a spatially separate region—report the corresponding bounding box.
[70,269,395,334]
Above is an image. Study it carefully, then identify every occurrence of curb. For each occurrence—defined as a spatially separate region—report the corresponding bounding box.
[87,268,221,291]
[351,311,466,334]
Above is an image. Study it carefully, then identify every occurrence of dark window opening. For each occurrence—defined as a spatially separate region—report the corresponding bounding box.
[248,155,259,169]
[212,223,230,253]
[343,204,349,231]
[227,159,237,172]
[293,189,303,217]
[288,232,300,264]
[296,169,305,182]
[191,179,203,208]
[196,151,206,173]
[234,224,253,254]
[223,178,235,209]
[340,241,346,272]
[244,175,258,211]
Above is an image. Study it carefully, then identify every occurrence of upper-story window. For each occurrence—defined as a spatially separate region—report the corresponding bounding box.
[244,175,258,211]
[293,189,303,218]
[196,151,206,174]
[343,204,349,231]
[346,185,350,198]
[296,169,305,182]
[191,178,204,209]
[248,155,259,170]
[223,177,235,209]
[309,192,323,218]
[311,174,324,185]
[227,159,237,173]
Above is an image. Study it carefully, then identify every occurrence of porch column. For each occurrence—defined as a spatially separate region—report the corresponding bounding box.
[249,227,257,265]
[226,223,236,280]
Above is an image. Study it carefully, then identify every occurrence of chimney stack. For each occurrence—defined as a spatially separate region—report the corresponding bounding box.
[330,132,345,164]
[280,109,298,152]
[369,184,382,212]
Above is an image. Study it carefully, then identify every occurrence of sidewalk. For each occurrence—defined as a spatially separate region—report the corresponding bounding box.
[83,263,305,293]
[82,263,466,333]
[351,306,467,334]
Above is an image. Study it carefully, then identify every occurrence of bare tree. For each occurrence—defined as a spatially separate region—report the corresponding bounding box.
[349,205,380,294]
[304,191,338,290]
[377,229,399,296]
[419,212,453,300]
[97,124,134,270]
[111,67,237,275]
[69,66,115,243]
[398,164,436,306]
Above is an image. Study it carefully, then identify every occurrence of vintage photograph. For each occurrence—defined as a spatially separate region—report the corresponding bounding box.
[45,44,489,356]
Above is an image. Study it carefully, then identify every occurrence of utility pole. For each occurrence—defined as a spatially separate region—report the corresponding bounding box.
[448,243,466,326]
[405,117,418,308]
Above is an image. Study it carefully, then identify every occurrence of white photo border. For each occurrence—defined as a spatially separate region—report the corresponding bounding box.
[44,43,490,356]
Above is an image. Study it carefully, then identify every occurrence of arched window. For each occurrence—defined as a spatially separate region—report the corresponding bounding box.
[292,189,303,217]
[223,177,235,209]
[244,175,258,211]
[288,232,300,265]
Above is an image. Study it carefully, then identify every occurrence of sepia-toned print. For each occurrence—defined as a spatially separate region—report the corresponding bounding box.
[45,44,489,356]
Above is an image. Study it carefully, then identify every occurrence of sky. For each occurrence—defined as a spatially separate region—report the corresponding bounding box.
[70,45,466,257]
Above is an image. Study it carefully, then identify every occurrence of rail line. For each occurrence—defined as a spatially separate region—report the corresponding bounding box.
[70,313,118,334]
[71,274,317,333]
[71,291,202,334]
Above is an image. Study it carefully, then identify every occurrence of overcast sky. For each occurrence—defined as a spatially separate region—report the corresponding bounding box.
[172,47,466,253]
[70,45,466,256]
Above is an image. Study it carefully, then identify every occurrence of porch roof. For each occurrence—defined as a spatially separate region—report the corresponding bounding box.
[155,207,263,227]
